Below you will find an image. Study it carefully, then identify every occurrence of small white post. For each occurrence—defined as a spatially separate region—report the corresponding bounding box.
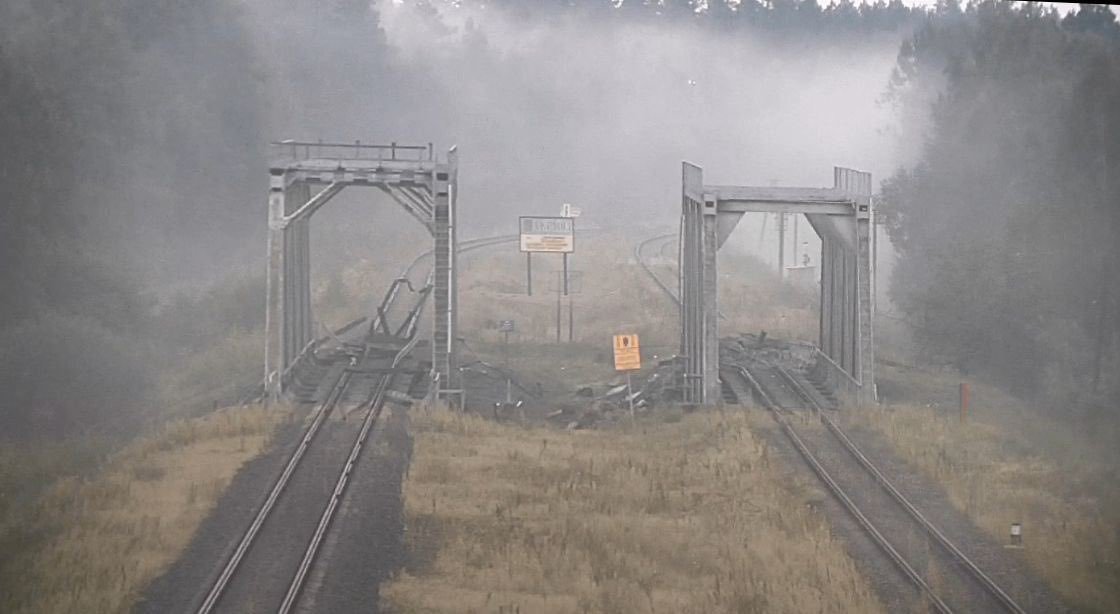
[627,372,635,419]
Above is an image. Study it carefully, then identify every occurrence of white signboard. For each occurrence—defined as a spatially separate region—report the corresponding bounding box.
[519,216,575,253]
[561,203,582,218]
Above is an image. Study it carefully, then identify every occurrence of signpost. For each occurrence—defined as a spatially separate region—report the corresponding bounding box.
[551,271,583,343]
[520,216,574,253]
[613,334,641,417]
[520,216,575,296]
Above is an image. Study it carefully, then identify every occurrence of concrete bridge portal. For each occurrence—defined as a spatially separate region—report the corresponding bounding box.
[263,141,458,400]
[679,162,875,406]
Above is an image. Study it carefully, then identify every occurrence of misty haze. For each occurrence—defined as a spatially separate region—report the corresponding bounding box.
[1,1,1117,612]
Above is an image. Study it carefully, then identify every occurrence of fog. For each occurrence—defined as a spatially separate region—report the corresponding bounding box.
[4,2,1120,612]
[265,1,910,233]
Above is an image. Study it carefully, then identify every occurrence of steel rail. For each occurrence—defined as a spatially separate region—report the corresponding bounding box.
[277,334,421,614]
[635,232,727,321]
[732,364,955,614]
[196,366,354,614]
[635,232,681,306]
[776,366,1027,614]
[202,235,518,613]
[403,234,520,282]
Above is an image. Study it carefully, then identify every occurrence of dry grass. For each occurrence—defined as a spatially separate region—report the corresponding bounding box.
[0,404,289,614]
[382,407,885,613]
[855,364,1120,613]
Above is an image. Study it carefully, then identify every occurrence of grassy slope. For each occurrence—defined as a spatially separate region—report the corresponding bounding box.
[857,362,1120,613]
[0,405,288,613]
[382,408,885,613]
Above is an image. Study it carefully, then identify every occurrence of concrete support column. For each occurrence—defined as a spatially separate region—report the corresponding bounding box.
[855,197,875,405]
[448,148,460,386]
[680,163,704,404]
[701,195,720,404]
[264,170,287,399]
[291,216,312,355]
[824,236,833,360]
[283,183,310,369]
[432,159,455,387]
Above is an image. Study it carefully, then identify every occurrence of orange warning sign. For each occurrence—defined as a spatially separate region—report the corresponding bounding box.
[613,334,641,371]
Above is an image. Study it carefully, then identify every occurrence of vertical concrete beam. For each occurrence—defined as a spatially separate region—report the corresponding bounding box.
[448,147,460,386]
[855,192,875,405]
[701,193,720,404]
[283,183,310,368]
[293,216,312,353]
[834,167,875,405]
[432,159,454,387]
[680,162,705,404]
[264,169,287,399]
[819,236,832,358]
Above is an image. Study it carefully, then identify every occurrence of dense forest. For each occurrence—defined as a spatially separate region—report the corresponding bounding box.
[0,0,1117,439]
[878,2,1120,420]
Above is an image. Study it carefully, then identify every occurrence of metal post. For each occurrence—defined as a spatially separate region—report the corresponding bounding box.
[555,272,562,343]
[526,253,533,296]
[562,253,569,296]
[568,291,574,343]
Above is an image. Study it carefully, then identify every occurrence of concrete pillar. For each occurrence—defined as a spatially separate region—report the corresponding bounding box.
[824,236,833,360]
[448,148,460,386]
[855,195,875,404]
[264,169,287,399]
[432,162,454,387]
[680,162,705,404]
[701,194,720,404]
[283,183,310,369]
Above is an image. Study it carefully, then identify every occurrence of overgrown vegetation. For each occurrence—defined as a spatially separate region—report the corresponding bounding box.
[0,405,288,613]
[857,363,1120,613]
[383,407,886,613]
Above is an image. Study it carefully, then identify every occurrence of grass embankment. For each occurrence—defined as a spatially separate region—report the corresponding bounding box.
[383,407,884,613]
[0,405,289,613]
[857,363,1120,613]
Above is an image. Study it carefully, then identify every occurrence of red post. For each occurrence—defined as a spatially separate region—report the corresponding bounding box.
[959,382,970,423]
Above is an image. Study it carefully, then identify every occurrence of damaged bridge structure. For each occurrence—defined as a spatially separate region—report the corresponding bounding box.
[263,141,459,401]
[679,162,875,407]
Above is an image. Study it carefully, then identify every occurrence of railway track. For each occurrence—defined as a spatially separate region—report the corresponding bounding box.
[724,360,1027,614]
[197,330,419,612]
[196,235,524,612]
[635,232,679,305]
[634,231,728,320]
